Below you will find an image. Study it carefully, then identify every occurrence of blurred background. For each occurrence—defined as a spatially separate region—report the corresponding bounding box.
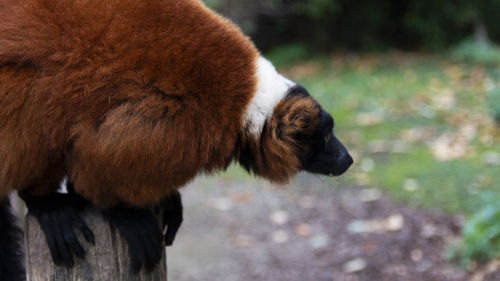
[171,1,500,280]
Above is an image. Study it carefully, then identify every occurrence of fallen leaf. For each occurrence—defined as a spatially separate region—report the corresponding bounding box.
[360,158,375,172]
[403,178,419,192]
[470,259,500,281]
[367,140,389,154]
[428,133,468,161]
[356,111,385,126]
[431,88,456,111]
[298,196,316,209]
[418,104,436,119]
[235,235,253,248]
[421,223,438,238]
[309,233,329,249]
[347,214,404,234]
[272,230,289,244]
[294,223,312,237]
[411,249,423,262]
[228,192,253,203]
[362,242,377,254]
[385,214,405,231]
[286,61,322,79]
[483,151,500,165]
[358,188,382,203]
[367,140,408,154]
[211,197,233,211]
[352,172,371,186]
[270,210,289,225]
[343,258,367,274]
[444,65,464,82]
[400,127,435,142]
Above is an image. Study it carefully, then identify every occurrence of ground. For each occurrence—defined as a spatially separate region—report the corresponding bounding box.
[167,174,499,281]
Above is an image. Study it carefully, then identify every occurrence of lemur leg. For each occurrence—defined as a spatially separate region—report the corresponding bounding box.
[69,107,185,272]
[21,182,95,267]
[155,190,183,246]
[102,206,163,273]
[100,191,182,272]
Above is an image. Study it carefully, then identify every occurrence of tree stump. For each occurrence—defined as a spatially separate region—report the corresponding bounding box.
[25,207,167,281]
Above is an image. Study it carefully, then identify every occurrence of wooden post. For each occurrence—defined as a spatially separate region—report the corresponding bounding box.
[25,207,167,281]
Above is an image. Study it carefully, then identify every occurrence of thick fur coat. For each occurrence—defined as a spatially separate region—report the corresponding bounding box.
[0,0,258,206]
[0,0,322,207]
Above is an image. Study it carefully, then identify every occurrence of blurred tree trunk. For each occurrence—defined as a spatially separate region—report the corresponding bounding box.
[474,21,490,47]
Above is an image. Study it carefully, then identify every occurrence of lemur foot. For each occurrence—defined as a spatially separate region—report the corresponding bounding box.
[103,206,163,273]
[155,190,183,246]
[22,191,95,267]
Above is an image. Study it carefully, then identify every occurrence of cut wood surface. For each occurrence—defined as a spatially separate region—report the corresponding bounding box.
[25,208,167,281]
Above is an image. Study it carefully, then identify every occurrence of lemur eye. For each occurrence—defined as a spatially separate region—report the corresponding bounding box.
[324,135,331,143]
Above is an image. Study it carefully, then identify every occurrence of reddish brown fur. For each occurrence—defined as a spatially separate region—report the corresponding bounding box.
[0,0,322,208]
[0,64,57,195]
[0,0,259,206]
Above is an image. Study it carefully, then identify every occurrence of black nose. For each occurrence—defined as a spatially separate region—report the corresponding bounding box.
[336,152,353,175]
[330,136,353,176]
[301,135,354,177]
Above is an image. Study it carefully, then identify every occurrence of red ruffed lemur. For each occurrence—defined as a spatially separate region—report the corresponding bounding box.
[0,0,353,278]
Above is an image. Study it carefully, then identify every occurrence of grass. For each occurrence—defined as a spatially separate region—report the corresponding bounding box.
[222,50,500,217]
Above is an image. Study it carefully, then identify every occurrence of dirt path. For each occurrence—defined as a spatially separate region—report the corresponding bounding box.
[167,174,483,281]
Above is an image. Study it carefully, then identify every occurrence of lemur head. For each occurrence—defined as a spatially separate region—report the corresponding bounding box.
[238,57,353,182]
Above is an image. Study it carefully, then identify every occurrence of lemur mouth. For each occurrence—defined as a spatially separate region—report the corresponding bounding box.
[328,152,353,177]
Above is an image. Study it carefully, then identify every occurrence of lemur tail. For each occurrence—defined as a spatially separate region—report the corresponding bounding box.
[0,198,25,281]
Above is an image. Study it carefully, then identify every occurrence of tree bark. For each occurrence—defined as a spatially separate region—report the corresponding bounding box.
[474,21,490,47]
[25,207,167,281]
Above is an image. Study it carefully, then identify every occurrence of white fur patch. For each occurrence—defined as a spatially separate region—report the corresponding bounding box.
[243,57,295,136]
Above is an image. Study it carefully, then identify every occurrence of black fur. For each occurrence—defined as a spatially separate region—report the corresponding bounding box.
[237,132,255,173]
[155,190,183,246]
[286,85,311,98]
[0,199,26,281]
[301,109,353,176]
[101,190,183,272]
[21,190,95,267]
[102,206,163,273]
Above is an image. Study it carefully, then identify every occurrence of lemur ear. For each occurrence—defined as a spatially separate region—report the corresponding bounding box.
[288,100,319,130]
[290,111,308,122]
[288,111,312,131]
[268,94,320,142]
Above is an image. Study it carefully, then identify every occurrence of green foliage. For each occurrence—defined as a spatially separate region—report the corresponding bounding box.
[278,0,399,50]
[288,0,340,19]
[404,0,478,49]
[265,43,311,68]
[449,194,500,266]
[208,0,500,51]
[203,0,221,10]
[451,39,500,64]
